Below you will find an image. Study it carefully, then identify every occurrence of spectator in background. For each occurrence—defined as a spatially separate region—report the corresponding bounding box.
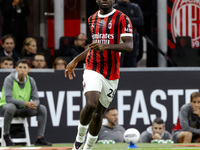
[98,107,125,143]
[172,92,200,143]
[0,59,52,146]
[0,34,20,67]
[1,0,30,54]
[53,57,67,70]
[21,37,37,57]
[114,0,144,67]
[140,118,172,143]
[21,37,37,67]
[64,33,87,68]
[0,56,14,69]
[32,52,47,69]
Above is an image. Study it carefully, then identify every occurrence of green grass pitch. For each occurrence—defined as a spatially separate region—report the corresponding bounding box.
[4,143,200,150]
[52,143,200,150]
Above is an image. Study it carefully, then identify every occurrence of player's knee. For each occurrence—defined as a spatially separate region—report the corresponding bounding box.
[4,103,17,115]
[93,111,103,121]
[184,131,192,139]
[38,104,47,115]
[85,101,97,112]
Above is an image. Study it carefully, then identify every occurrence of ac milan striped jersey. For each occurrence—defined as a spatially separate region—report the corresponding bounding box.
[86,9,133,80]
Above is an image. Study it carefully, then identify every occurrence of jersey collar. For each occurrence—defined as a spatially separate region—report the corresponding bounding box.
[98,9,116,18]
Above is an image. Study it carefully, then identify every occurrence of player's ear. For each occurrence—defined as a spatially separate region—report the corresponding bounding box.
[105,114,108,119]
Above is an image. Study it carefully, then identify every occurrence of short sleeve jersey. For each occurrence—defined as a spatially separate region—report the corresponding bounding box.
[86,9,133,80]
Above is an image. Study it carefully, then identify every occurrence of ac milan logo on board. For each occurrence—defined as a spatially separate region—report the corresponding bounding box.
[171,0,200,48]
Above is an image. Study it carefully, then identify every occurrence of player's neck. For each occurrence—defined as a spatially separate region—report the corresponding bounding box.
[99,8,113,15]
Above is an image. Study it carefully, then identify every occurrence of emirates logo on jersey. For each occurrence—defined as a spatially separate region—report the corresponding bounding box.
[108,22,112,29]
[171,0,200,48]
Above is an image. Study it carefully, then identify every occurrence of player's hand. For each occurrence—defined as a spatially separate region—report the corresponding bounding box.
[89,43,105,51]
[65,60,77,80]
[193,108,200,116]
[24,101,37,109]
[152,133,161,140]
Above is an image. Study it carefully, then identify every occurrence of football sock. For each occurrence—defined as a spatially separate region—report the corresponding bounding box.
[83,132,98,150]
[76,123,89,143]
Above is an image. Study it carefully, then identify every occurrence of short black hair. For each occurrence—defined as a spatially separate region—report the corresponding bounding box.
[153,118,165,126]
[16,59,30,67]
[105,106,117,114]
[0,56,14,63]
[2,34,16,44]
[33,52,46,61]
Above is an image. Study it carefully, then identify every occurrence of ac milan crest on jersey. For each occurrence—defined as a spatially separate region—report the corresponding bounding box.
[171,0,200,48]
[108,22,112,29]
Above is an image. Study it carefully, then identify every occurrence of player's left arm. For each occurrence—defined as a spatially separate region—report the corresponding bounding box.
[89,36,133,53]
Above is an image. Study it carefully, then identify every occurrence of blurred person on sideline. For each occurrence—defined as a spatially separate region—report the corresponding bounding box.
[53,57,67,70]
[64,33,87,68]
[98,107,125,143]
[1,0,30,54]
[172,92,200,143]
[0,34,20,67]
[32,52,47,69]
[114,0,144,67]
[140,118,172,143]
[0,59,52,146]
[0,56,14,69]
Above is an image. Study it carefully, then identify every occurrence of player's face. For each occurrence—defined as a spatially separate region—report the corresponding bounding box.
[152,123,165,135]
[106,109,118,126]
[16,63,30,79]
[190,97,200,112]
[96,0,115,14]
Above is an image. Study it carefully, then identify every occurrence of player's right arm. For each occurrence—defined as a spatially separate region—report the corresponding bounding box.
[65,47,90,80]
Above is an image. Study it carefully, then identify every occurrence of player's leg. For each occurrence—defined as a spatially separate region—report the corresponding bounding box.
[194,136,200,143]
[73,91,100,150]
[0,103,17,146]
[178,131,192,143]
[73,70,103,149]
[80,91,101,125]
[83,99,106,150]
[15,104,52,146]
[83,76,118,150]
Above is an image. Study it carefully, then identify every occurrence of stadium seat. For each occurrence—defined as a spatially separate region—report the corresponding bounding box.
[0,117,31,146]
[171,36,200,66]
[55,36,75,57]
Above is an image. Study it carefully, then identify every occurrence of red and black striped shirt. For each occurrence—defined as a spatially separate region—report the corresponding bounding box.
[86,9,133,80]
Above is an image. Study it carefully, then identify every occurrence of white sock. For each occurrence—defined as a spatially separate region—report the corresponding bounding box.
[83,132,98,150]
[75,123,89,143]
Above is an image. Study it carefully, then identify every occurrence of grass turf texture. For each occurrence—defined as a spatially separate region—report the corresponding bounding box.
[2,143,200,150]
